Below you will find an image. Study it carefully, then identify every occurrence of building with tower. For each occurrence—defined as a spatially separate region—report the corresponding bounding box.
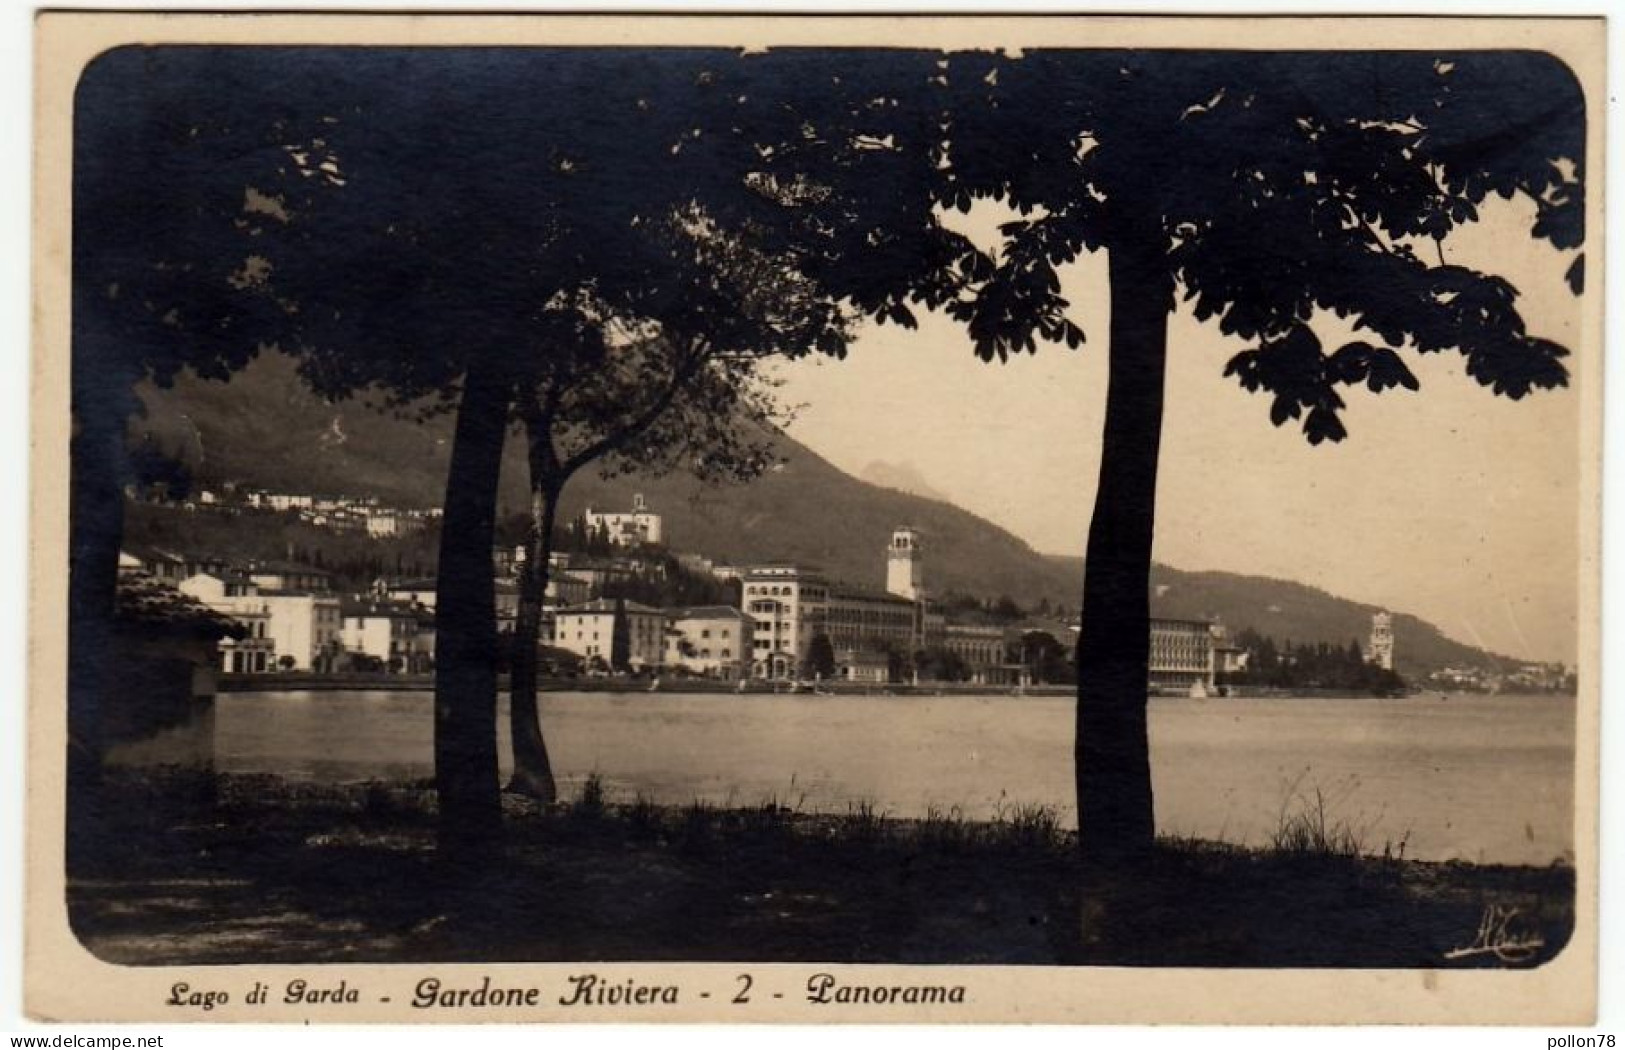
[1368,611,1395,670]
[886,527,926,601]
[584,492,664,547]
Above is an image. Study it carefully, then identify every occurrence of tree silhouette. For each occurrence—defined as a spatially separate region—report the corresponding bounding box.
[503,218,848,799]
[69,48,331,853]
[608,598,632,673]
[937,50,1583,861]
[75,46,959,854]
[804,633,837,680]
[189,48,861,846]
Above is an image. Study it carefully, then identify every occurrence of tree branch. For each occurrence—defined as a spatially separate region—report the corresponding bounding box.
[559,334,713,476]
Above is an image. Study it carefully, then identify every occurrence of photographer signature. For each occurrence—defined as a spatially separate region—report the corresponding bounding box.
[1443,904,1545,963]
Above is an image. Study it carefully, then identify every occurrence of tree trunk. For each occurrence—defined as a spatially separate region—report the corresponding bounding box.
[506,422,560,802]
[433,358,511,860]
[1074,221,1172,865]
[67,349,137,870]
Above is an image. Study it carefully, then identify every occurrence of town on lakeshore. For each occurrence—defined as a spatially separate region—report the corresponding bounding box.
[113,486,1574,716]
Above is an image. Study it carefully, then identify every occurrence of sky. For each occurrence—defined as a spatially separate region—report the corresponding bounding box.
[776,196,1584,665]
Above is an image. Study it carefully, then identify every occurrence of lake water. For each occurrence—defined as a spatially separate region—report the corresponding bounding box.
[212,690,1575,866]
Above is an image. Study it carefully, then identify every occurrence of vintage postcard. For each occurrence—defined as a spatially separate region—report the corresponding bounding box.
[28,11,1604,1024]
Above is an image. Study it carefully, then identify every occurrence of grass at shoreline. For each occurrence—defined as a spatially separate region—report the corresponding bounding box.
[67,770,1574,969]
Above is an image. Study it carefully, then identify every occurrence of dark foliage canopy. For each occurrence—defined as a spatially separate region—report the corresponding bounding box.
[78,47,1584,440]
[934,50,1585,442]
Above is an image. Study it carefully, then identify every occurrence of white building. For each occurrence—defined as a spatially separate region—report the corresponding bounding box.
[183,573,342,672]
[341,599,430,671]
[742,565,925,681]
[551,598,666,672]
[664,606,752,679]
[742,565,830,679]
[216,606,275,674]
[1146,618,1218,695]
[365,511,403,538]
[257,592,345,671]
[178,571,275,673]
[583,493,664,547]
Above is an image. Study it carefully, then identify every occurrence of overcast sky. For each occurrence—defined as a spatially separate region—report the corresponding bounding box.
[776,196,1583,665]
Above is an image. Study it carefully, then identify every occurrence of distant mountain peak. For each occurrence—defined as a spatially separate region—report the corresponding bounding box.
[858,459,948,503]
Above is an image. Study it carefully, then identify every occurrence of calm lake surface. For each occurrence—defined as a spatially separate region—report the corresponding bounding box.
[214,690,1575,866]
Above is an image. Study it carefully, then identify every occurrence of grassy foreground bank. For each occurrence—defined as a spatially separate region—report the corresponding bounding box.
[67,771,1573,968]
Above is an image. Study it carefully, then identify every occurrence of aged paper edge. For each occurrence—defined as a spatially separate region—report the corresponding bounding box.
[26,10,1606,1025]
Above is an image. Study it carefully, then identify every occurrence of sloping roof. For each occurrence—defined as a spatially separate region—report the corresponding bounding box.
[339,598,422,618]
[743,564,826,580]
[943,621,1006,638]
[184,568,258,586]
[245,559,333,578]
[827,583,916,607]
[555,598,665,617]
[114,574,246,640]
[119,543,189,566]
[384,578,438,591]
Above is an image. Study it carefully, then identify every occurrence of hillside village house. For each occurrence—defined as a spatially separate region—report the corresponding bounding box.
[247,491,314,512]
[364,510,404,538]
[664,606,752,679]
[551,599,666,671]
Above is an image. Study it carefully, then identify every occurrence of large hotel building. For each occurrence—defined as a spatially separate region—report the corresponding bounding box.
[740,527,1225,692]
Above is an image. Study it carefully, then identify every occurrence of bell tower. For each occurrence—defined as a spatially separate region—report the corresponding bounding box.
[887,527,925,601]
[1368,611,1394,671]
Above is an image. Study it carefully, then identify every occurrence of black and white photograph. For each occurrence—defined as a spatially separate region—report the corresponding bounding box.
[25,10,1605,1025]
